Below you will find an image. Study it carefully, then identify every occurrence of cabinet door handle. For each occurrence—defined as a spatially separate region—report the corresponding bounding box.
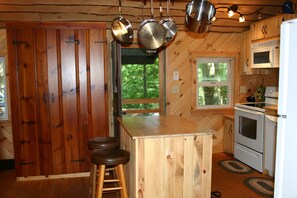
[265,25,268,34]
[261,26,264,34]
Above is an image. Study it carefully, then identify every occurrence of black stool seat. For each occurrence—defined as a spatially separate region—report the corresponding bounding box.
[87,137,119,150]
[91,149,130,166]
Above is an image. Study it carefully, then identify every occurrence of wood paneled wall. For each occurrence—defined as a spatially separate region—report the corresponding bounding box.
[165,31,279,153]
[0,26,280,161]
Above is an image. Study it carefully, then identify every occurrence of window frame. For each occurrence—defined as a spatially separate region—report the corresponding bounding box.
[192,55,234,111]
[0,55,8,120]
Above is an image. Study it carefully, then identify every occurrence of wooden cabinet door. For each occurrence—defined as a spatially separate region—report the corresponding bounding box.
[7,28,41,177]
[265,17,282,39]
[7,23,108,177]
[240,31,253,75]
[224,117,234,154]
[250,21,266,41]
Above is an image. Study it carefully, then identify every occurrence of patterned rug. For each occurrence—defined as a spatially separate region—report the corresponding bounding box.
[217,159,254,174]
[243,177,274,197]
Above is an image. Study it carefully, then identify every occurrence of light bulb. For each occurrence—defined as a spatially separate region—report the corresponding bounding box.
[239,15,245,23]
[228,10,234,17]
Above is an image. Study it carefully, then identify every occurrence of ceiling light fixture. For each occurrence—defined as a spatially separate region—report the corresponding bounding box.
[215,4,245,23]
[239,15,245,23]
[227,5,238,17]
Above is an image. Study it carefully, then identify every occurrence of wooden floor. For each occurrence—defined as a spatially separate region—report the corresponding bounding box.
[212,152,273,198]
[0,169,118,198]
[0,153,272,198]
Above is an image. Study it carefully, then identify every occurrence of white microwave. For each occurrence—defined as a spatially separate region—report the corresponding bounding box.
[251,39,280,68]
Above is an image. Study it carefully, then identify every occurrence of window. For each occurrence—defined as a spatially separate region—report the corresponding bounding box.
[195,57,233,109]
[121,48,163,115]
[0,56,7,119]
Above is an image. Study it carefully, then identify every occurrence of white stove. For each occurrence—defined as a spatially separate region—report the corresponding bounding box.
[234,86,278,172]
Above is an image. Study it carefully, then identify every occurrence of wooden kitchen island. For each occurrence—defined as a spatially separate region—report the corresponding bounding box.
[117,116,214,198]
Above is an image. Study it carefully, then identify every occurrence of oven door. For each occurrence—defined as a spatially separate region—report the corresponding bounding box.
[234,107,265,153]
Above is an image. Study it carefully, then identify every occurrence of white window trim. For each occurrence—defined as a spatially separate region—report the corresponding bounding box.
[0,56,8,120]
[195,57,234,110]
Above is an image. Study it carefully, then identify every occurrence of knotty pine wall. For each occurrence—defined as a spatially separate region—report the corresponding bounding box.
[165,31,278,153]
[0,28,279,159]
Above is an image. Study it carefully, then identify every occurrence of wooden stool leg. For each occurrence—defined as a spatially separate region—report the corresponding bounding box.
[117,164,128,198]
[96,165,106,198]
[89,164,97,198]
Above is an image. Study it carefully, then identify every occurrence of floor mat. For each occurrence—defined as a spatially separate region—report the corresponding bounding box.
[243,177,274,197]
[217,159,254,174]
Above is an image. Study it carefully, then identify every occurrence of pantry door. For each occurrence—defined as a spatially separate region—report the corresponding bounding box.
[7,23,109,176]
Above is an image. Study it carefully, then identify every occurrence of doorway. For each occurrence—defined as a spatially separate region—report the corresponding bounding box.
[112,45,165,138]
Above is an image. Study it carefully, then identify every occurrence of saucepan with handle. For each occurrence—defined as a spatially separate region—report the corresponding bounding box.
[138,0,166,50]
[111,0,134,44]
[160,0,178,44]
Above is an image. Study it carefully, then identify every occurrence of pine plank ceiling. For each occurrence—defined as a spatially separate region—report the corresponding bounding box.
[0,0,296,33]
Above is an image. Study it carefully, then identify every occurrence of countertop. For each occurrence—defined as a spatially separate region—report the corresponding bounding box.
[264,105,278,116]
[117,115,213,139]
[264,105,278,111]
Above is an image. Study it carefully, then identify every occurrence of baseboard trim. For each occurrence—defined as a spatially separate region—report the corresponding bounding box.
[17,172,90,181]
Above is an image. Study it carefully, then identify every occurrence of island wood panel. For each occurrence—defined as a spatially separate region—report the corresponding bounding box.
[120,125,213,198]
[7,22,109,177]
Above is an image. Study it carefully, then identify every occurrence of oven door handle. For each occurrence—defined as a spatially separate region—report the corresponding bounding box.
[234,107,264,115]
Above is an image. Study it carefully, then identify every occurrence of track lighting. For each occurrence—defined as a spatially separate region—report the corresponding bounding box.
[227,5,238,18]
[216,4,245,23]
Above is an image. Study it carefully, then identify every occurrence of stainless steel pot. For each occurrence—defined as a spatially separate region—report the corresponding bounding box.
[185,0,216,33]
[160,0,178,44]
[138,0,166,50]
[111,0,133,44]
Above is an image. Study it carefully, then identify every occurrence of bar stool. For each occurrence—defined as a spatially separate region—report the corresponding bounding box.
[87,137,119,198]
[87,137,119,151]
[91,148,130,198]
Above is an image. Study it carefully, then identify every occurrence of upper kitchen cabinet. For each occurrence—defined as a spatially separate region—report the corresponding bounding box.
[240,31,253,75]
[250,14,296,41]
[6,22,109,177]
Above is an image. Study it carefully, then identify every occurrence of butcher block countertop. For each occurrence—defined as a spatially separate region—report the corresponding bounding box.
[117,115,213,139]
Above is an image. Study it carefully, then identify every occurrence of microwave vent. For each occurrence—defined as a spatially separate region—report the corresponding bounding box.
[252,39,280,48]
